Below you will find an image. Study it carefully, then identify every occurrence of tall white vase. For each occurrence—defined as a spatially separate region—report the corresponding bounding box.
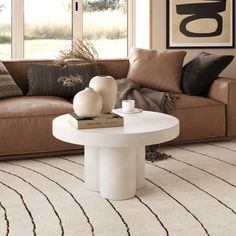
[89,76,117,113]
[73,87,102,117]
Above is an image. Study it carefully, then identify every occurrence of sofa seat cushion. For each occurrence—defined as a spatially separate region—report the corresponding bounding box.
[0,96,79,157]
[0,96,73,118]
[174,93,224,109]
[170,94,226,141]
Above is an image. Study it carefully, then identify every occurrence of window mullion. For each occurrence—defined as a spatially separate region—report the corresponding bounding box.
[11,0,24,59]
[73,0,83,41]
[128,0,136,56]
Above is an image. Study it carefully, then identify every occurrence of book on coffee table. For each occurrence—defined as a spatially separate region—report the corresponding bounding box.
[68,112,124,129]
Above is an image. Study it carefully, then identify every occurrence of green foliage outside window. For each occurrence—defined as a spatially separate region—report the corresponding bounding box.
[83,0,120,12]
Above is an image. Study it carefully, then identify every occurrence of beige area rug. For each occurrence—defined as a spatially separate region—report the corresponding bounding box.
[0,140,236,236]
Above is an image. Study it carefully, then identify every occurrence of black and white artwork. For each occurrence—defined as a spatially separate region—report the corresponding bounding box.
[167,0,235,48]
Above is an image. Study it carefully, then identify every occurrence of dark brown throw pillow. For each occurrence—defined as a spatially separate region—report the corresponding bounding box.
[181,52,234,96]
[27,63,98,97]
[0,61,23,99]
[127,48,186,93]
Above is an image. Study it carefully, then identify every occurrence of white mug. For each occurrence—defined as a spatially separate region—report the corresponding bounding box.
[122,100,135,112]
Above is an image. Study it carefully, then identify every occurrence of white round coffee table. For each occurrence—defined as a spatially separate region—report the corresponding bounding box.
[53,109,179,200]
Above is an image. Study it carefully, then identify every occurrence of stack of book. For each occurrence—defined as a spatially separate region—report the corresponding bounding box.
[68,112,124,129]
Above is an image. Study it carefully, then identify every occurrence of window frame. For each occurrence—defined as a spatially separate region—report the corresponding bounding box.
[11,0,24,58]
[10,0,135,59]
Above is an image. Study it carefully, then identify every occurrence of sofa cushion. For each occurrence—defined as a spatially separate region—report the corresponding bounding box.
[181,52,234,96]
[170,94,225,141]
[3,59,129,95]
[127,48,186,93]
[27,63,98,97]
[0,96,80,157]
[0,61,23,99]
[0,96,73,118]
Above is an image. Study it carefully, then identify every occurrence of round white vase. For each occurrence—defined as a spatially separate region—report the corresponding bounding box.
[73,87,102,117]
[89,75,117,113]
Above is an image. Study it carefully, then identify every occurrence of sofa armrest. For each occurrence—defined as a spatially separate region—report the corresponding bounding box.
[207,77,236,137]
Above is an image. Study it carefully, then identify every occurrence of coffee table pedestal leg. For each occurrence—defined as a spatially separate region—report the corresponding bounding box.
[136,146,145,189]
[84,146,100,192]
[84,145,146,200]
[100,147,136,200]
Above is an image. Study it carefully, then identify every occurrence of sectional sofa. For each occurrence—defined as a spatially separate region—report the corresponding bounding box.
[0,59,236,160]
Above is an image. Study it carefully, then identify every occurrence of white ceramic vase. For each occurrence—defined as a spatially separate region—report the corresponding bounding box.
[89,75,117,113]
[73,87,102,117]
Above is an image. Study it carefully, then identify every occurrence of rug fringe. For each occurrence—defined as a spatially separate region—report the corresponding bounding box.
[145,145,172,162]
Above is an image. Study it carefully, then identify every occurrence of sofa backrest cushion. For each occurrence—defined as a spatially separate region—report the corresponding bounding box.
[3,59,129,95]
[27,63,98,97]
[0,61,23,99]
[127,48,186,93]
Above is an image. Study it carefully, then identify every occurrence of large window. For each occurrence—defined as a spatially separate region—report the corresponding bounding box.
[83,0,128,58]
[0,0,11,59]
[0,0,133,60]
[24,0,72,59]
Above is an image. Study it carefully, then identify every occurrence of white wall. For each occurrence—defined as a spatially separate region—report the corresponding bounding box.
[135,0,150,49]
[152,1,236,78]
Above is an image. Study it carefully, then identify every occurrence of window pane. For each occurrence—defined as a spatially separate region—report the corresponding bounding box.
[0,0,11,59]
[24,0,72,59]
[83,0,128,58]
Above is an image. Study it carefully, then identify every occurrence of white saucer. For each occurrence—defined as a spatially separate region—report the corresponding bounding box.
[122,108,143,114]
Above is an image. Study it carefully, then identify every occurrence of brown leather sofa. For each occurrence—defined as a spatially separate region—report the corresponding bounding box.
[0,59,235,160]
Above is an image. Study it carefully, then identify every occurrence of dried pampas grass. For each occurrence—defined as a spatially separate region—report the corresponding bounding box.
[55,39,98,66]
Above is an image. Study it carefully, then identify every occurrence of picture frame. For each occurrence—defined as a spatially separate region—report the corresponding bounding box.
[166,0,235,48]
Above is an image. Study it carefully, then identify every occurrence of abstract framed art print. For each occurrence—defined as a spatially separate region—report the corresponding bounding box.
[167,0,235,48]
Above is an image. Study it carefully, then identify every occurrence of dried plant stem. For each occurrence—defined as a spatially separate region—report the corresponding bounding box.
[56,39,98,64]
